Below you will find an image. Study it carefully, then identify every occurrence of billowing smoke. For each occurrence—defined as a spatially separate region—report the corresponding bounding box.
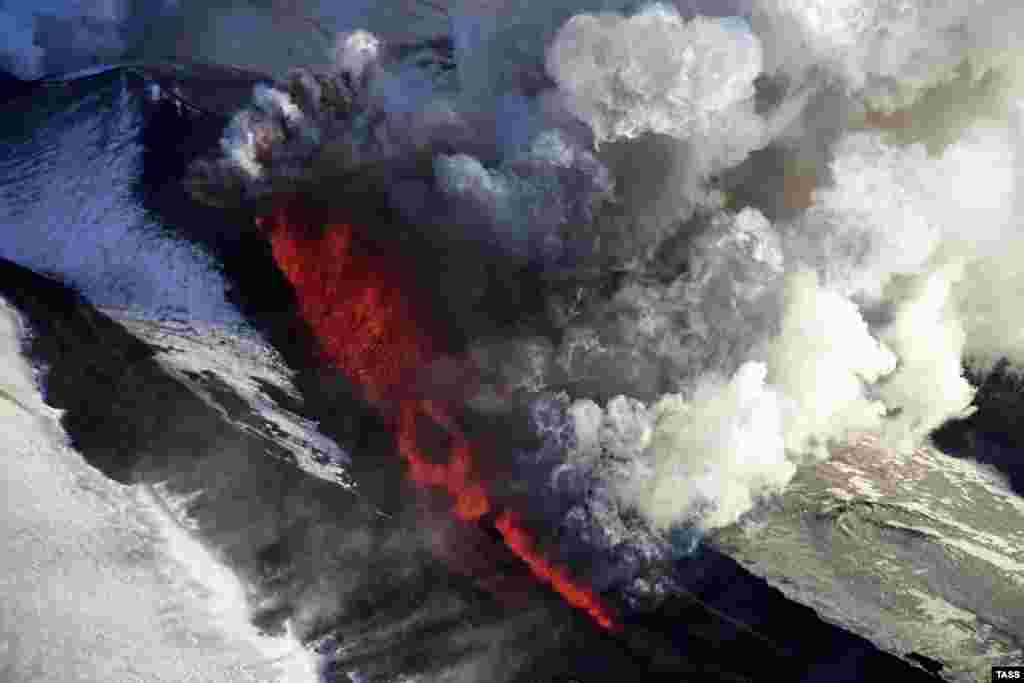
[750,0,1024,107]
[434,129,614,263]
[186,0,1024,602]
[568,362,792,532]
[546,7,764,148]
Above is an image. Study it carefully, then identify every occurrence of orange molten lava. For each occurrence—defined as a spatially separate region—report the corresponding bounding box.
[496,510,617,630]
[260,196,619,631]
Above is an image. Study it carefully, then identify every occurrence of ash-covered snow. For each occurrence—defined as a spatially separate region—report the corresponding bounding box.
[0,296,320,683]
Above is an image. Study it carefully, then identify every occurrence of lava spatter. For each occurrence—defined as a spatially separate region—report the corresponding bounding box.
[259,195,619,631]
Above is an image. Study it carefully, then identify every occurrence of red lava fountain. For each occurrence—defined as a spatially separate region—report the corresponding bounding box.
[259,196,619,631]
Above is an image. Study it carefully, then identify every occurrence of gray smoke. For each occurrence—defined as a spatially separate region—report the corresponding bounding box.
[187,0,1024,574]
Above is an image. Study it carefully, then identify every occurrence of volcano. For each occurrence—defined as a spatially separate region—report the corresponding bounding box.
[7,0,1024,679]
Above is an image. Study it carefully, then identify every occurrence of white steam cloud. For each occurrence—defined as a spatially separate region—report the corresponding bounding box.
[570,107,1024,531]
[190,0,1024,548]
[621,362,792,532]
[764,269,897,457]
[546,7,764,146]
[876,259,976,447]
[750,0,1024,107]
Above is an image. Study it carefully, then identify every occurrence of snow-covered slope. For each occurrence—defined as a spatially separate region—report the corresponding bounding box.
[0,295,319,682]
[0,70,241,324]
[110,312,354,488]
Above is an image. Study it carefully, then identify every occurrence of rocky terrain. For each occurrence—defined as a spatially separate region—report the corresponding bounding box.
[714,434,1024,681]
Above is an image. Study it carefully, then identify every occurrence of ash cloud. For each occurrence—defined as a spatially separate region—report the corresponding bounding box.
[188,0,1024,591]
[750,0,1024,108]
[434,129,614,264]
[546,7,764,148]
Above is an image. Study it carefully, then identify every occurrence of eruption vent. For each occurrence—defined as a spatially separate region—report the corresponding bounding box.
[186,0,1024,614]
[259,196,619,631]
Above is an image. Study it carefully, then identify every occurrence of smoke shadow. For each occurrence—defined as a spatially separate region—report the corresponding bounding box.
[932,360,1024,497]
[664,545,944,682]
[0,253,572,682]
[0,70,38,105]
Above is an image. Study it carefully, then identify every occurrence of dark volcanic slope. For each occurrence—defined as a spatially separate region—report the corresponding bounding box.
[0,256,938,683]
[0,256,562,682]
[0,70,38,105]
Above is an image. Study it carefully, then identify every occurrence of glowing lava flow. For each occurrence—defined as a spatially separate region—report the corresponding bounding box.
[259,197,619,631]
